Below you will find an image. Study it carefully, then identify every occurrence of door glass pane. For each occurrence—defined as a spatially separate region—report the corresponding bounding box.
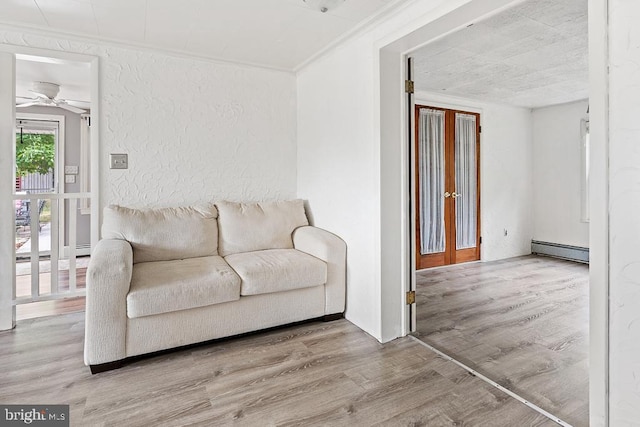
[454,113,477,250]
[419,108,445,255]
[15,120,57,257]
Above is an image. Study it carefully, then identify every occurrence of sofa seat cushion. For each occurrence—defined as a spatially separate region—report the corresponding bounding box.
[127,256,241,318]
[225,249,327,296]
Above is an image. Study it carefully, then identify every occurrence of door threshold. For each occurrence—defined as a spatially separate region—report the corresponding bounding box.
[415,259,482,272]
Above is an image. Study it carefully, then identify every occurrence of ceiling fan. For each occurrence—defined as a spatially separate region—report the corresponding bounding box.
[16,81,87,114]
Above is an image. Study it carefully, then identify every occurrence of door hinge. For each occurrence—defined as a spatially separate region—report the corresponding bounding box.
[405,79,414,94]
[480,236,482,244]
[479,125,482,133]
[406,290,416,305]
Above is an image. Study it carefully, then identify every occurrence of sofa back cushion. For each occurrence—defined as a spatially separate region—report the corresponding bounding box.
[102,204,219,264]
[216,200,308,256]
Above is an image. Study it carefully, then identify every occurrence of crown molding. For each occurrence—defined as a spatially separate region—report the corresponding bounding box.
[294,0,414,73]
[0,1,415,76]
[0,21,295,75]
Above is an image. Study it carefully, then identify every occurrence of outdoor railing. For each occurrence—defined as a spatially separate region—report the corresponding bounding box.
[12,192,90,305]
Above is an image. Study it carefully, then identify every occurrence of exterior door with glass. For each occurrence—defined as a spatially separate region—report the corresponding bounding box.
[15,118,60,258]
[415,105,480,270]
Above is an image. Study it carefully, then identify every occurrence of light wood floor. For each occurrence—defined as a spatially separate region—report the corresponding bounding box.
[16,296,85,320]
[0,313,558,426]
[414,255,588,427]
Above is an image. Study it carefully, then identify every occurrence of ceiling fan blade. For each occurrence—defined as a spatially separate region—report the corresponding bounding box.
[57,102,86,114]
[16,102,41,108]
[29,90,52,99]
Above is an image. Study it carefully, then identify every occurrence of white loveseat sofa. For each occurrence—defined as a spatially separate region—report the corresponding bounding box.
[84,200,346,373]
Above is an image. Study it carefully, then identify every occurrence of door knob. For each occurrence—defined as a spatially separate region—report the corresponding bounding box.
[452,192,462,198]
[444,192,451,198]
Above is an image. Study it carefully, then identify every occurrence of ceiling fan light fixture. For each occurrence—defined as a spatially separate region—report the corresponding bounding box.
[302,0,345,13]
[30,81,60,99]
[17,81,87,114]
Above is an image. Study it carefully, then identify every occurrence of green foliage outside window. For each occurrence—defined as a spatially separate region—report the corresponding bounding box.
[15,133,55,177]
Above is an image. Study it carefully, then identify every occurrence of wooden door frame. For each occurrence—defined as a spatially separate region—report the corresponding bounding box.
[414,104,481,270]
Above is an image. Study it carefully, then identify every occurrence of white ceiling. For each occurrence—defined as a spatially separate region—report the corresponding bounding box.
[412,0,588,108]
[6,0,588,109]
[2,0,398,71]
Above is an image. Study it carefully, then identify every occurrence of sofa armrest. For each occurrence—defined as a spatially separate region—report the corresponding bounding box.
[84,239,133,366]
[293,226,346,315]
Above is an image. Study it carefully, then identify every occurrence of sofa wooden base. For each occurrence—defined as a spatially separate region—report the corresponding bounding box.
[322,313,344,322]
[89,360,123,374]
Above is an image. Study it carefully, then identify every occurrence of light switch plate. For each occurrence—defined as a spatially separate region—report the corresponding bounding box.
[65,174,76,184]
[110,153,128,169]
[64,165,79,174]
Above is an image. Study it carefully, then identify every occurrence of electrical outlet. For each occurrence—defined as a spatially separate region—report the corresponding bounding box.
[64,165,79,174]
[110,153,128,169]
[65,174,76,184]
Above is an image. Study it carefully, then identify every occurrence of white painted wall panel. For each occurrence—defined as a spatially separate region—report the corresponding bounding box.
[297,37,381,339]
[532,100,589,248]
[481,104,534,260]
[473,101,533,261]
[415,93,534,262]
[0,52,16,330]
[608,0,640,424]
[1,27,297,212]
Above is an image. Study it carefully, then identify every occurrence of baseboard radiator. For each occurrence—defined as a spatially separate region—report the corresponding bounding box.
[531,240,589,264]
[64,243,91,257]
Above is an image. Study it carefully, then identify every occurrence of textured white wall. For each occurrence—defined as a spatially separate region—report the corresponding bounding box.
[1,27,297,211]
[415,93,534,262]
[100,49,297,208]
[608,0,640,423]
[532,100,589,248]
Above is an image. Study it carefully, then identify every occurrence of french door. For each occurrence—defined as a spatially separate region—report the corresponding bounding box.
[415,105,480,270]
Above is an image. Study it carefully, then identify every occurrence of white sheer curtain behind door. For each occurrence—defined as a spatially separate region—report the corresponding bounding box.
[454,113,477,250]
[419,108,445,255]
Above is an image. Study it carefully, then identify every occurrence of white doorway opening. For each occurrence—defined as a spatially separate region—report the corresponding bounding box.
[0,47,100,329]
[376,0,608,424]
